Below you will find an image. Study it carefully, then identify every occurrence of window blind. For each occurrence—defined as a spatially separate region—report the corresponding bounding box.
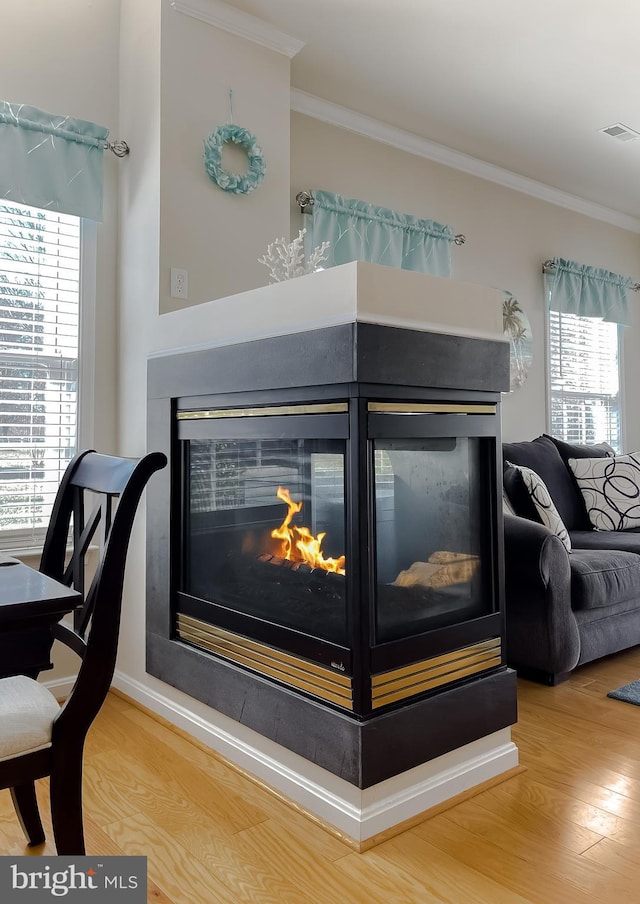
[188,439,346,513]
[0,200,80,544]
[548,310,621,451]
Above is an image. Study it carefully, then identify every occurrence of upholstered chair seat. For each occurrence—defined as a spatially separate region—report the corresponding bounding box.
[0,676,60,761]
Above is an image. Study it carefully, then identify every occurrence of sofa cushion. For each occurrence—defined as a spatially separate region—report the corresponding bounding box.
[568,452,640,531]
[545,435,615,462]
[570,548,640,611]
[509,463,571,551]
[502,435,585,531]
[570,527,640,554]
[545,435,615,529]
[503,462,540,522]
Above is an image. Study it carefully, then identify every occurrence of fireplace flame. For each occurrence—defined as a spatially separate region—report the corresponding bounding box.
[271,486,346,575]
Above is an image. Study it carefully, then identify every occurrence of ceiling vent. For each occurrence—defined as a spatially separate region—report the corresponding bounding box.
[600,123,640,142]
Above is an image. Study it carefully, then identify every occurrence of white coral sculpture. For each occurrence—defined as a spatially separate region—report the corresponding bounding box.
[258,228,330,283]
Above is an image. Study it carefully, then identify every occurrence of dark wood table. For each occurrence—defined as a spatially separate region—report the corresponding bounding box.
[0,554,82,678]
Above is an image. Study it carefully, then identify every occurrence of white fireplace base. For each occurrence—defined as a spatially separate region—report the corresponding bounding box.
[111,670,518,846]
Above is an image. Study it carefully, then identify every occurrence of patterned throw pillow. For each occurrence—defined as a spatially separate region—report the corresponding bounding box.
[508,462,572,551]
[567,452,640,531]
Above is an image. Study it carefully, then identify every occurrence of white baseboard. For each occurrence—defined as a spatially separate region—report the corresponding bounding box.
[106,670,518,844]
[41,675,76,700]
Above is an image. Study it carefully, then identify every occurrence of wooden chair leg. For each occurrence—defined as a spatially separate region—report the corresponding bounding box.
[50,752,85,855]
[11,782,45,846]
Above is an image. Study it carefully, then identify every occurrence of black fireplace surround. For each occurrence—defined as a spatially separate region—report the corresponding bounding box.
[146,322,517,788]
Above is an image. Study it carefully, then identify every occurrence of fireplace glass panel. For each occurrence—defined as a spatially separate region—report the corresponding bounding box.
[182,438,347,645]
[374,437,491,643]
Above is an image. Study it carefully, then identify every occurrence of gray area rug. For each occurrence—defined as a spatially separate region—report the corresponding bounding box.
[608,680,640,705]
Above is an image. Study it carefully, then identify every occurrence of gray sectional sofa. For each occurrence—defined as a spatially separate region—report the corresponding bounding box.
[502,434,640,684]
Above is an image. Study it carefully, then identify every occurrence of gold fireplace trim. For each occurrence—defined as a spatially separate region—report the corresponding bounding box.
[177,615,354,709]
[368,402,497,415]
[371,638,501,709]
[177,402,348,420]
[178,617,500,711]
[177,401,495,419]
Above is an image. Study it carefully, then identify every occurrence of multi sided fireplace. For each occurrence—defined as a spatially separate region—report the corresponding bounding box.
[147,300,517,789]
[177,397,499,715]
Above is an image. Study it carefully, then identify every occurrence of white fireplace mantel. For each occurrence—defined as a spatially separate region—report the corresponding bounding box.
[151,261,507,359]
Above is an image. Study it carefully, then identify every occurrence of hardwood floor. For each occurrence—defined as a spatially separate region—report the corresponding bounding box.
[3,649,640,902]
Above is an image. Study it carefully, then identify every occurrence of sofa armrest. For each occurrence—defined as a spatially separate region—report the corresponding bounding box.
[503,513,580,682]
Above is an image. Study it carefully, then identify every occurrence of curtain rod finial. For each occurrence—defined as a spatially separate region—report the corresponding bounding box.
[105,139,129,158]
[296,190,314,211]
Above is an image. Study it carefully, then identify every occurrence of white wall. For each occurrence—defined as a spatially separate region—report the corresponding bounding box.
[117,0,292,686]
[159,7,291,312]
[290,114,640,448]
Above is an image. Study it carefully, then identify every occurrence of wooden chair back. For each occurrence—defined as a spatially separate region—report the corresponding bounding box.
[41,450,167,733]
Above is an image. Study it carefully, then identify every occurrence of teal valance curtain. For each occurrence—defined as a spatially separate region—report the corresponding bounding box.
[0,101,109,221]
[545,257,635,326]
[305,190,456,277]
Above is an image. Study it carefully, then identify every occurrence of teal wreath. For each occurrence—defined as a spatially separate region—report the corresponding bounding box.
[203,123,266,195]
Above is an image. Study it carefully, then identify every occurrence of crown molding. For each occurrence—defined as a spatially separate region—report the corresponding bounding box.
[291,89,640,235]
[171,0,305,58]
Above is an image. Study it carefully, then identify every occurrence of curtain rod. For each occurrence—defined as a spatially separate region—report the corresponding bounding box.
[295,191,466,245]
[543,259,640,292]
[104,139,129,158]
